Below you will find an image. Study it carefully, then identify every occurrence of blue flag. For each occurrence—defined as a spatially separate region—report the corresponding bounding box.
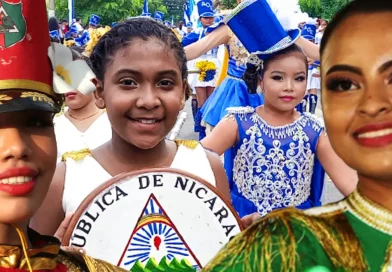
[143,0,149,14]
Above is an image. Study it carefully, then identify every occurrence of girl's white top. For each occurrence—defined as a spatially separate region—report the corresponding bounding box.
[61,140,216,214]
[54,111,112,163]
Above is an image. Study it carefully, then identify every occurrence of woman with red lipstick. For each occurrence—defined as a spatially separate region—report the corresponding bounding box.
[31,18,233,237]
[201,0,357,219]
[203,0,392,271]
[0,1,124,271]
[54,49,111,163]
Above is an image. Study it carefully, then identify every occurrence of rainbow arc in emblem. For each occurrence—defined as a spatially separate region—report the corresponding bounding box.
[117,194,200,271]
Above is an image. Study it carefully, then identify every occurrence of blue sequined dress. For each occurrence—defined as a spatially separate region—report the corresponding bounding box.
[200,27,264,128]
[225,107,326,218]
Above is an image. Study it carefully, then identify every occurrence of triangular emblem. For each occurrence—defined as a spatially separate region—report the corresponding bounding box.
[117,194,201,271]
[0,0,26,49]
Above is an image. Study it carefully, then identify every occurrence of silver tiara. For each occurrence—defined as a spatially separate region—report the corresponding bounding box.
[247,54,263,69]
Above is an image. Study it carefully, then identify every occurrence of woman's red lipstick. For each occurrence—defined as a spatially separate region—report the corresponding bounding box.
[354,122,392,148]
[65,91,77,98]
[280,95,295,102]
[0,167,38,196]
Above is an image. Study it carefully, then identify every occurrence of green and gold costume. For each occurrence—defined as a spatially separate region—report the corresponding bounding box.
[0,228,125,272]
[203,189,392,271]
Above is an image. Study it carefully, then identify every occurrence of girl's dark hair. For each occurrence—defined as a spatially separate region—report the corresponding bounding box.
[320,0,392,56]
[48,17,59,31]
[88,18,191,100]
[243,43,308,94]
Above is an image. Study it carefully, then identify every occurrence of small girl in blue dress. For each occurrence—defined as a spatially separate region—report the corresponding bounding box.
[201,43,357,218]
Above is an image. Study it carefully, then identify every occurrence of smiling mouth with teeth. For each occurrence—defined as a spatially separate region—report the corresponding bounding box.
[131,118,162,124]
[356,128,392,139]
[0,176,34,185]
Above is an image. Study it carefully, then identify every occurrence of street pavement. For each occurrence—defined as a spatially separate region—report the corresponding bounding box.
[178,94,344,205]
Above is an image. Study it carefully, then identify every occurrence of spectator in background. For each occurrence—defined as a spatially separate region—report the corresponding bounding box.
[60,20,69,35]
[73,17,84,34]
[48,17,62,43]
[315,20,328,45]
[185,22,193,36]
[176,21,186,37]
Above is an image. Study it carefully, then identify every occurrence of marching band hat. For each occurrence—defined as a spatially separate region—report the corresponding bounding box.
[89,14,100,26]
[0,0,62,113]
[154,11,164,22]
[301,23,317,41]
[197,0,214,18]
[225,0,300,60]
[140,13,152,17]
[69,24,79,35]
[186,22,193,28]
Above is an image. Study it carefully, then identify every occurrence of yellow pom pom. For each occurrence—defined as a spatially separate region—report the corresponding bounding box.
[195,60,217,82]
[83,26,111,57]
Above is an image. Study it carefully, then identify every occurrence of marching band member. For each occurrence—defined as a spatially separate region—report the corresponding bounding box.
[53,49,111,163]
[31,18,232,237]
[182,0,221,140]
[201,0,356,219]
[0,1,124,270]
[204,0,391,271]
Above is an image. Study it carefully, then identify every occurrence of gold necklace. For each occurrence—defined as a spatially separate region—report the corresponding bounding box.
[345,189,392,235]
[67,110,101,121]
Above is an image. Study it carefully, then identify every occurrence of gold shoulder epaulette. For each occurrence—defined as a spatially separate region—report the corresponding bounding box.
[175,139,199,150]
[61,148,92,162]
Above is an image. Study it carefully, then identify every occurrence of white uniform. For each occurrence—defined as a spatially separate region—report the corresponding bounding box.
[193,28,221,88]
[62,140,216,214]
[54,111,112,163]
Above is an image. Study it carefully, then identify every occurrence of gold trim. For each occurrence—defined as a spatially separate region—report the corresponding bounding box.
[21,92,54,106]
[0,79,55,98]
[56,254,82,272]
[203,207,367,271]
[346,189,392,235]
[82,253,126,272]
[0,94,12,104]
[62,148,92,162]
[381,242,392,272]
[175,139,199,150]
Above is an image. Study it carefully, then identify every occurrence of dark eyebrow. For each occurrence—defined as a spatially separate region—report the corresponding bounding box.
[115,68,140,76]
[157,69,179,77]
[378,60,392,74]
[326,65,363,76]
[114,69,179,77]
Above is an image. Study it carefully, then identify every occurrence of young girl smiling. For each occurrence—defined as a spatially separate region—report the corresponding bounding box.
[32,18,231,236]
[204,0,392,271]
[202,43,356,218]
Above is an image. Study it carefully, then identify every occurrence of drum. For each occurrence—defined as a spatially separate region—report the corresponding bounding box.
[63,168,243,271]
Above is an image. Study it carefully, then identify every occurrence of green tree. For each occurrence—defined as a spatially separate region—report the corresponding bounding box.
[299,0,353,20]
[215,0,237,9]
[320,0,352,20]
[298,0,322,18]
[163,0,186,23]
[54,0,167,25]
